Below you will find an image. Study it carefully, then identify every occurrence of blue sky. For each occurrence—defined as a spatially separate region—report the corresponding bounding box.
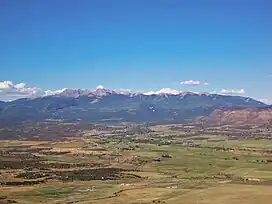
[0,0,272,102]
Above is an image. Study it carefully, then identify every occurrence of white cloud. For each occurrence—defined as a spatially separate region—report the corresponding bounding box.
[0,81,44,101]
[14,83,26,89]
[220,89,245,94]
[181,80,209,86]
[0,81,14,89]
[0,81,29,92]
[21,87,42,95]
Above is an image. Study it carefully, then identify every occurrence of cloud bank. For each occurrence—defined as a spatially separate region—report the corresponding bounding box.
[0,81,42,100]
[0,81,65,101]
[181,80,209,86]
[220,89,245,94]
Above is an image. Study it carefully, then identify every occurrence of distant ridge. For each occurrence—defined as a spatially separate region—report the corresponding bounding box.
[43,87,220,98]
[0,87,267,124]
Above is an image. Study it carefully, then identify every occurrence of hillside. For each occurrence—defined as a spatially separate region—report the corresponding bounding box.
[199,106,272,126]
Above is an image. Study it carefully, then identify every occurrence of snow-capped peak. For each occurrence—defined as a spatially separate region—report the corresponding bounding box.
[143,88,183,95]
[96,85,104,90]
[114,89,133,95]
[43,88,68,96]
[43,87,210,98]
[157,88,182,95]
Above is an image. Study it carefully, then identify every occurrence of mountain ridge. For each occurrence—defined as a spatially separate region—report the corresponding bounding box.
[0,88,268,124]
[40,87,262,100]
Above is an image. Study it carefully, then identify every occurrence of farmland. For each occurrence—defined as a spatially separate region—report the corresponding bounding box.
[0,122,271,203]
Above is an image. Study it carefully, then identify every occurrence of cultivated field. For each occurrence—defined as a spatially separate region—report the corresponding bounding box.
[0,123,271,203]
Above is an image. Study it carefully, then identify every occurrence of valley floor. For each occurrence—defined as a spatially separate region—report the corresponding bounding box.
[0,123,271,204]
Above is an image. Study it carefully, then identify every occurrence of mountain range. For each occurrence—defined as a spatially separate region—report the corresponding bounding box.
[0,87,268,124]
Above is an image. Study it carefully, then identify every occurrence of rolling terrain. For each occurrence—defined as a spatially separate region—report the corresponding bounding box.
[198,105,272,126]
